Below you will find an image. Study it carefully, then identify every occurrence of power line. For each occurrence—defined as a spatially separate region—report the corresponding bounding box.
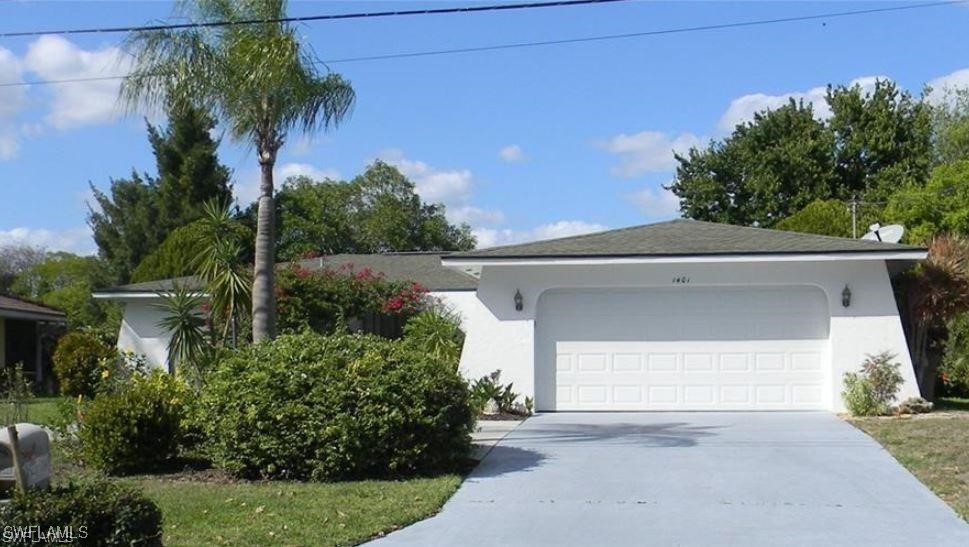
[0,0,627,39]
[319,0,966,64]
[0,0,962,88]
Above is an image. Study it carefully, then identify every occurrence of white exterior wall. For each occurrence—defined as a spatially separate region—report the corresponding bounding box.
[460,259,919,413]
[114,299,172,371]
[432,290,532,389]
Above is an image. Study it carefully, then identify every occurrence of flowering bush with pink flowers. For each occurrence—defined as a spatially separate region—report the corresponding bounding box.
[276,262,429,335]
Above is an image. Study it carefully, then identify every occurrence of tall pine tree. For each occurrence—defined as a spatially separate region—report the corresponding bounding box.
[88,103,232,280]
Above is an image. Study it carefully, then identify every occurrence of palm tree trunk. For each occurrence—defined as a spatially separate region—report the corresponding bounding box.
[252,160,276,342]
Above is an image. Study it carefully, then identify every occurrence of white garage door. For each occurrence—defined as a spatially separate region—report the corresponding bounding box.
[535,286,830,411]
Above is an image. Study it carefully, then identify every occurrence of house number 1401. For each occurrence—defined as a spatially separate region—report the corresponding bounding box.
[672,276,691,284]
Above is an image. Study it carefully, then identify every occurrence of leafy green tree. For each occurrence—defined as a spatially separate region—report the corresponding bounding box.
[932,87,969,164]
[0,244,47,294]
[195,202,252,347]
[12,252,120,335]
[88,174,160,281]
[671,80,933,227]
[88,104,233,281]
[263,162,475,261]
[131,217,252,283]
[884,160,969,245]
[774,199,853,238]
[150,103,233,235]
[273,176,357,260]
[352,161,475,254]
[826,79,933,202]
[670,100,836,226]
[122,0,355,342]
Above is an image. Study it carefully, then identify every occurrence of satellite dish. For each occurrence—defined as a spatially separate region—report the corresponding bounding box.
[861,223,904,243]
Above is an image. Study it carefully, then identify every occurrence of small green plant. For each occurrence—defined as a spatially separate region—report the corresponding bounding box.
[0,363,33,425]
[77,370,189,475]
[842,352,904,416]
[51,331,117,397]
[470,370,529,416]
[0,479,162,546]
[154,284,208,376]
[403,308,465,367]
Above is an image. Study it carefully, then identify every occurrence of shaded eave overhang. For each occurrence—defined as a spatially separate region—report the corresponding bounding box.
[442,249,928,277]
[0,309,67,322]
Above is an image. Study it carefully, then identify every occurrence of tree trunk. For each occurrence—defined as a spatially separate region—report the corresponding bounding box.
[252,159,276,343]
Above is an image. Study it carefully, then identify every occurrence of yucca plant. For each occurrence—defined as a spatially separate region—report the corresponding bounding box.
[155,284,208,376]
[194,200,251,347]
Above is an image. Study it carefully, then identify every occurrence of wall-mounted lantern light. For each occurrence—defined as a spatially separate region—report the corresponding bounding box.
[842,285,852,308]
[514,289,524,311]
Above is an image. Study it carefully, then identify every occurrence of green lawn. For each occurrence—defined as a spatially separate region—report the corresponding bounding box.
[850,403,969,521]
[46,439,461,547]
[25,396,66,427]
[133,475,461,546]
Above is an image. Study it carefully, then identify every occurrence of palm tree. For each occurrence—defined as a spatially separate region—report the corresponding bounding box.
[195,200,251,347]
[121,0,355,342]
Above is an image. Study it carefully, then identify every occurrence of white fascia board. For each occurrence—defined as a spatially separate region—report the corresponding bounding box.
[92,292,209,300]
[441,250,927,269]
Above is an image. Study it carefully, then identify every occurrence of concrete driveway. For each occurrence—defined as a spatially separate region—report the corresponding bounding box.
[371,412,969,546]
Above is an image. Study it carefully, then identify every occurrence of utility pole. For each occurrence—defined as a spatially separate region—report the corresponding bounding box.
[850,195,858,238]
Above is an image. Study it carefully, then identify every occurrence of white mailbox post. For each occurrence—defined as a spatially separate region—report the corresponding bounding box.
[0,424,51,492]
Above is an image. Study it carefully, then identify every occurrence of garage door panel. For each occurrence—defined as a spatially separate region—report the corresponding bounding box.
[538,287,829,411]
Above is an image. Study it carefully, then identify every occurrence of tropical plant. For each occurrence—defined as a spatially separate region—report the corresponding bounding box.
[121,0,355,342]
[195,201,252,347]
[842,352,904,416]
[470,370,527,415]
[154,284,207,375]
[896,235,969,398]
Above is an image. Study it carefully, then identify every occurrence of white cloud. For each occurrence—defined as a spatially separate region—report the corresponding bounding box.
[23,35,132,129]
[926,68,969,105]
[448,206,506,225]
[0,47,26,160]
[473,220,607,249]
[718,75,886,131]
[379,148,474,205]
[499,144,525,163]
[278,162,340,182]
[600,131,701,177]
[0,226,95,254]
[233,162,341,205]
[625,186,680,218]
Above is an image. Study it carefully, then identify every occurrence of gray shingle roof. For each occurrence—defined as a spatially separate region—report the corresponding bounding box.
[93,276,203,294]
[0,295,66,320]
[445,219,925,260]
[296,253,477,291]
[97,253,477,295]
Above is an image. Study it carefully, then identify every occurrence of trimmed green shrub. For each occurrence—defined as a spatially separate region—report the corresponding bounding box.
[0,479,162,546]
[403,308,465,366]
[842,352,904,416]
[196,332,474,480]
[78,371,189,475]
[52,331,117,397]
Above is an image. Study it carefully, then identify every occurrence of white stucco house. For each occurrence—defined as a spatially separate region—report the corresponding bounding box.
[95,219,927,413]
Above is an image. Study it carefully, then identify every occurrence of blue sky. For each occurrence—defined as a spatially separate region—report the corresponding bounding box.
[1,0,968,253]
